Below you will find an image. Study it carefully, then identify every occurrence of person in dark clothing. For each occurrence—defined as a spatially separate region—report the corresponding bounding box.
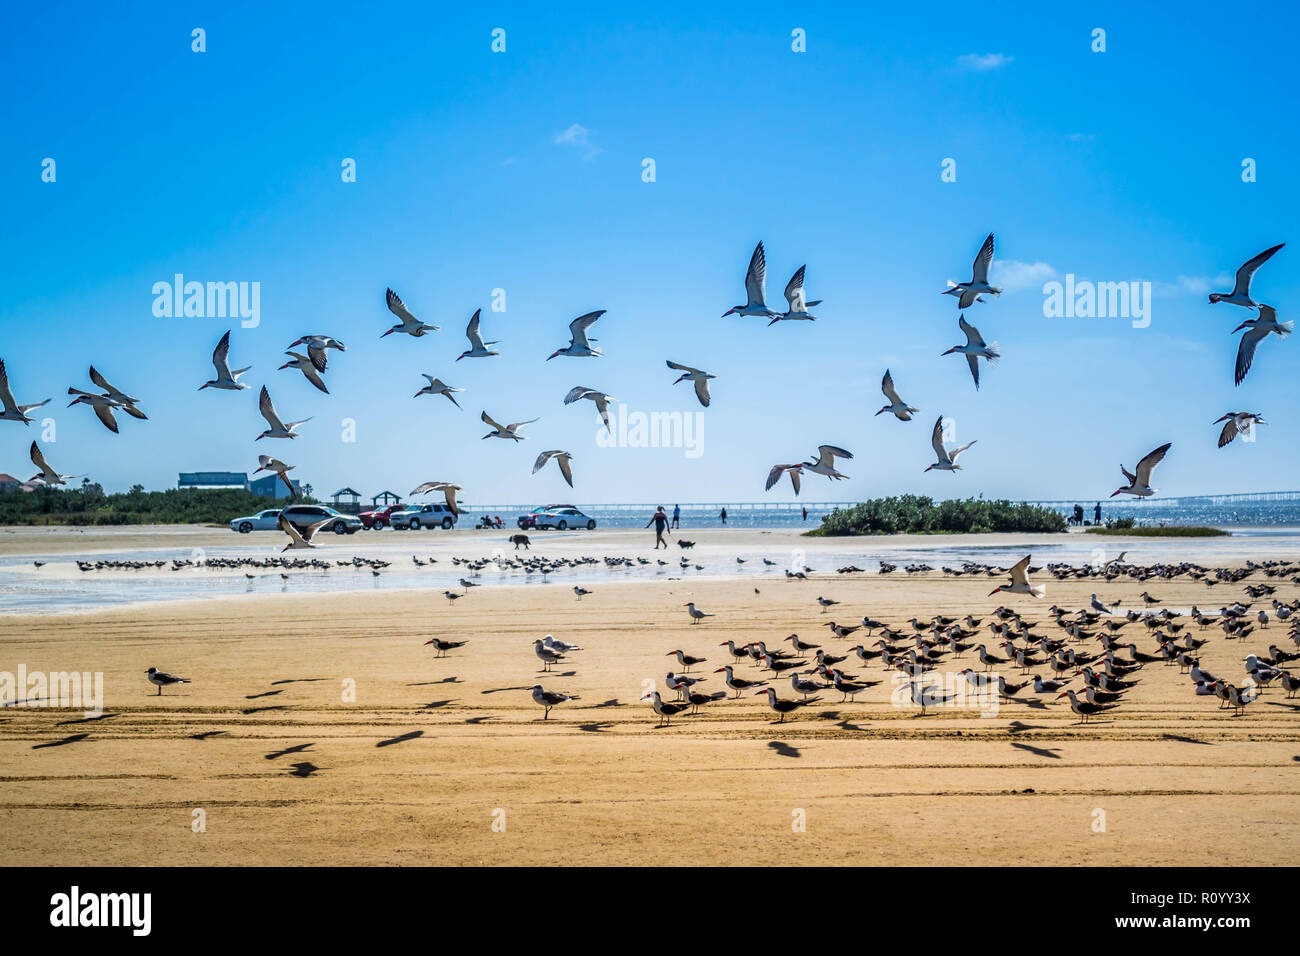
[801,506,808,522]
[1073,504,1084,526]
[1094,502,1102,525]
[647,506,670,549]
[672,504,680,529]
[719,507,727,525]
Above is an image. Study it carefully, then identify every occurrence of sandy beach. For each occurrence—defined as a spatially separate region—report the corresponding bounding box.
[0,525,1297,866]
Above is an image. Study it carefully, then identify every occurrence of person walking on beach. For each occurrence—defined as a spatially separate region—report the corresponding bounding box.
[672,504,680,529]
[647,506,670,549]
[719,507,727,526]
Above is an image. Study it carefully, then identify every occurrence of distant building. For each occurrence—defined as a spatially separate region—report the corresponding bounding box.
[178,472,248,491]
[249,474,301,500]
[330,487,362,514]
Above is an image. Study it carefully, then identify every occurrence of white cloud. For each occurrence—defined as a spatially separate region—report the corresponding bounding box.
[1152,273,1232,298]
[554,123,602,161]
[991,259,1057,292]
[956,52,1013,71]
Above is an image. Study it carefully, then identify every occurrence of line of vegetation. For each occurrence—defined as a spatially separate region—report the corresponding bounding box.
[0,485,315,526]
[805,495,1068,536]
[1085,522,1228,537]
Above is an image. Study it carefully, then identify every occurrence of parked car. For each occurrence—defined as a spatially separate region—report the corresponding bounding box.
[391,503,458,530]
[359,503,404,530]
[517,505,596,531]
[230,509,285,534]
[279,504,362,535]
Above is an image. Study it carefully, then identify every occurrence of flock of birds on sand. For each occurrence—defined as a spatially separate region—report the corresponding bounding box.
[3,236,1289,534]
[136,552,1300,726]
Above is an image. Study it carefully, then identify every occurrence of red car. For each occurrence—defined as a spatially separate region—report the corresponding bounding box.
[359,503,403,529]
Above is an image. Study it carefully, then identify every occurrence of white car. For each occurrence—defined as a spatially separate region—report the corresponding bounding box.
[230,509,284,533]
[391,503,458,530]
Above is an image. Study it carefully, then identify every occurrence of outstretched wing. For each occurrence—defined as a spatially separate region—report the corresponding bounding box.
[259,386,286,431]
[480,410,506,432]
[29,440,50,473]
[564,385,595,405]
[666,359,702,375]
[1218,418,1239,448]
[0,359,17,411]
[92,402,119,433]
[1133,442,1171,486]
[966,354,980,389]
[783,265,807,312]
[881,369,902,405]
[744,241,767,308]
[693,378,711,408]
[1235,324,1269,386]
[971,232,995,284]
[568,311,604,349]
[212,330,234,378]
[386,288,418,325]
[1233,243,1284,297]
[817,445,853,465]
[765,464,789,491]
[532,450,558,474]
[557,454,574,488]
[278,513,308,546]
[930,417,948,463]
[1009,554,1031,587]
[507,417,539,431]
[948,441,976,465]
[959,314,985,348]
[466,309,486,350]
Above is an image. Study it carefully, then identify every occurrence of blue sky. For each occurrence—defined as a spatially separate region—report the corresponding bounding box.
[2,1,1297,504]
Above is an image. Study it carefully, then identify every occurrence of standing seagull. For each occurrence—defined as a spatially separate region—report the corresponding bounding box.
[1208,243,1285,307]
[481,411,536,441]
[531,684,578,720]
[988,555,1046,599]
[943,315,1000,389]
[287,335,345,372]
[29,441,80,486]
[722,241,779,320]
[533,450,574,487]
[254,455,296,495]
[769,265,822,325]
[1214,412,1266,448]
[547,311,604,359]
[0,359,49,424]
[563,386,616,431]
[876,369,918,421]
[409,481,461,516]
[942,232,1001,308]
[414,375,463,407]
[256,385,311,440]
[199,330,252,391]
[146,667,190,696]
[1233,304,1291,386]
[925,416,976,473]
[382,288,439,338]
[278,352,329,393]
[666,361,715,408]
[456,309,500,360]
[684,602,714,624]
[802,445,852,481]
[1111,442,1171,498]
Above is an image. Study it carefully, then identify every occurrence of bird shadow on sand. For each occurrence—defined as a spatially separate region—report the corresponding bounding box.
[57,712,118,726]
[33,733,89,749]
[190,730,227,741]
[465,715,498,725]
[245,690,284,700]
[377,731,423,747]
[587,699,624,708]
[482,685,533,695]
[1006,721,1046,733]
[421,699,456,710]
[1011,742,1062,759]
[265,743,314,760]
[1266,701,1300,712]
[288,762,320,777]
[407,677,461,686]
[270,678,328,686]
[579,722,614,733]
[241,705,287,715]
[768,741,801,758]
[1161,733,1213,745]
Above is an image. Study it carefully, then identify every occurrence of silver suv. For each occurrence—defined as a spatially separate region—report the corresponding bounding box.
[391,503,457,530]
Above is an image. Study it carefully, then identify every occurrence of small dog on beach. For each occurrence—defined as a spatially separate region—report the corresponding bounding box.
[677,540,696,549]
[510,534,531,550]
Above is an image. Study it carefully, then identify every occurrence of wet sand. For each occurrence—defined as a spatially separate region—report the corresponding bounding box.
[1,527,1297,866]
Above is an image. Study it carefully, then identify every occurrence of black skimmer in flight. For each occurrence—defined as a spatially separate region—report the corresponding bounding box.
[876,369,919,421]
[769,264,822,324]
[722,241,779,320]
[925,415,977,472]
[414,375,463,407]
[456,309,499,359]
[942,232,1001,308]
[666,360,715,408]
[1208,243,1284,308]
[547,311,605,359]
[563,386,616,432]
[533,450,574,487]
[382,288,439,338]
[481,410,536,441]
[1111,442,1171,498]
[988,555,1046,599]
[199,330,252,391]
[943,315,1000,389]
[1233,305,1291,386]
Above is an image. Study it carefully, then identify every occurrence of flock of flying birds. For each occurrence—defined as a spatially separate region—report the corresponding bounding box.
[0,236,1289,525]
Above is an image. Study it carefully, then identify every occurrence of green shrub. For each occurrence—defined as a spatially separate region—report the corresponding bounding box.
[806,495,1067,536]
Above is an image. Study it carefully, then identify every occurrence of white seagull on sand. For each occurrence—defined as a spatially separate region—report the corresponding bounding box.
[533,450,574,487]
[943,315,1000,389]
[876,369,918,421]
[1233,304,1291,386]
[769,265,822,325]
[199,331,252,391]
[667,360,714,408]
[256,385,311,440]
[548,311,605,359]
[1111,442,1171,498]
[1208,243,1284,308]
[414,375,463,407]
[382,288,439,338]
[925,416,976,473]
[942,232,1001,308]
[0,359,50,424]
[456,309,500,360]
[722,241,780,320]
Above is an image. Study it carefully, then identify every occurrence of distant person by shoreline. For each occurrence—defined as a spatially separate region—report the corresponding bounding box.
[672,504,680,529]
[719,507,727,526]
